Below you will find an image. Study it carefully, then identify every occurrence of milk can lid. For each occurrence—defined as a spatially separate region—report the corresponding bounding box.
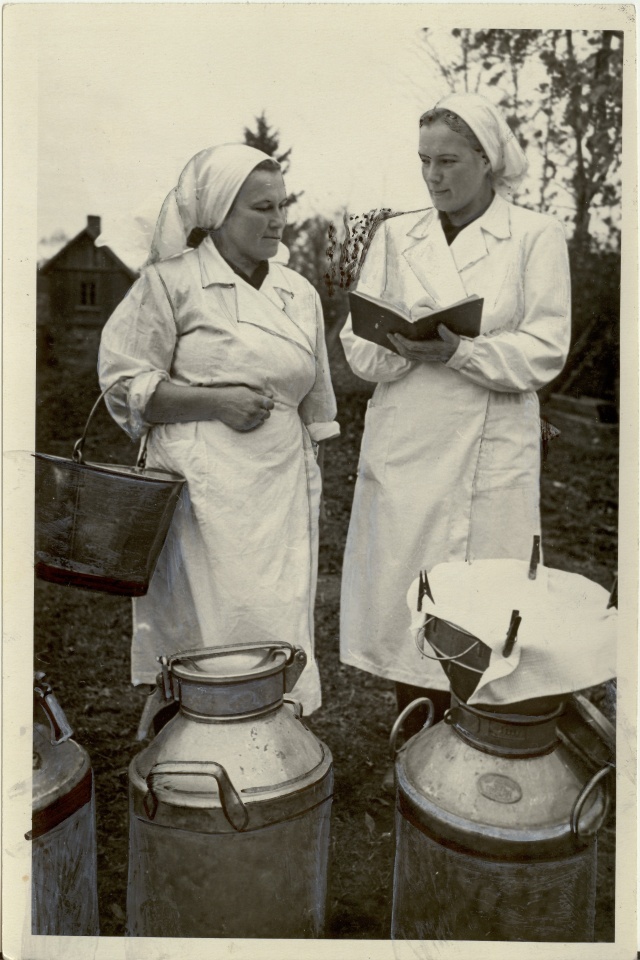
[167,642,301,684]
[33,723,90,812]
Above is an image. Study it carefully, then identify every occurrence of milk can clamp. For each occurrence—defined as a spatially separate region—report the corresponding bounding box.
[34,672,74,744]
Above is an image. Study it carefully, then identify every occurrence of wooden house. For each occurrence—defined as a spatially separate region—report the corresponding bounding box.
[38,215,138,327]
[37,215,138,370]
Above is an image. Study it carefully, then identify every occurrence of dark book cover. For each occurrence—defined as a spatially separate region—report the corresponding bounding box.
[350,291,483,354]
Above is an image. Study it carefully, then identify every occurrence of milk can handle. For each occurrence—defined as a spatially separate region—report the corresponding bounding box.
[389,698,434,759]
[570,765,612,839]
[72,377,149,469]
[144,760,249,831]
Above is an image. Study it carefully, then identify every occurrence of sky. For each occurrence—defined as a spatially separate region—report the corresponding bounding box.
[34,5,462,264]
[29,5,625,267]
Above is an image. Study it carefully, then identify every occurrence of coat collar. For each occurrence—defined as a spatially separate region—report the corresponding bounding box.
[406,193,511,242]
[197,236,296,296]
[198,236,239,287]
[197,236,312,354]
[262,260,296,298]
[402,195,511,303]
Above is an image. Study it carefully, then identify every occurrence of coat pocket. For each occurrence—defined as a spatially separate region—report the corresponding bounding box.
[358,403,397,483]
[474,393,539,492]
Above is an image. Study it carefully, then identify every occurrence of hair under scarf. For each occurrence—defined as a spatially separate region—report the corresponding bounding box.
[146,144,280,265]
[433,93,528,199]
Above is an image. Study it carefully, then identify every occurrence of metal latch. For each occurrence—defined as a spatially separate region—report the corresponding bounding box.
[34,672,74,744]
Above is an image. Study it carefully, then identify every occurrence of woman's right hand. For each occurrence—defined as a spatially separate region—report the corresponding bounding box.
[144,381,274,431]
[210,385,275,432]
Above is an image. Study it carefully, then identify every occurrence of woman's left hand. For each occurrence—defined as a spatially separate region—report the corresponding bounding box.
[388,324,460,363]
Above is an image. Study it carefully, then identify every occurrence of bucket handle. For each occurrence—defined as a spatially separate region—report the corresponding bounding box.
[570,765,612,839]
[72,377,149,469]
[415,621,484,674]
[389,698,434,759]
[144,760,249,831]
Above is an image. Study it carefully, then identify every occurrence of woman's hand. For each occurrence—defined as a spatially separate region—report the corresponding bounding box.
[145,381,274,431]
[388,324,460,363]
[211,385,275,432]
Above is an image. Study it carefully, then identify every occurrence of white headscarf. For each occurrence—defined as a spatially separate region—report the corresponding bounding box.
[433,93,528,199]
[146,143,280,265]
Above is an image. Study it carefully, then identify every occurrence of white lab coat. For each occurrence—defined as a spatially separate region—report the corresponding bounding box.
[339,194,571,689]
[99,237,338,713]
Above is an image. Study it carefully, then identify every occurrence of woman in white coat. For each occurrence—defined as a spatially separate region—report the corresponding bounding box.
[340,93,571,735]
[99,145,338,715]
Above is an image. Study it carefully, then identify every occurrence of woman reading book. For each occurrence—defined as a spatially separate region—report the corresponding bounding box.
[339,93,571,747]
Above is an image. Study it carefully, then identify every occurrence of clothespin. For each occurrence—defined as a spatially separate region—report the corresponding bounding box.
[417,570,434,611]
[607,574,618,610]
[502,609,522,657]
[528,535,541,580]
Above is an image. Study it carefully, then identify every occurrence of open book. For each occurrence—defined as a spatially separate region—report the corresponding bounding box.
[349,291,483,355]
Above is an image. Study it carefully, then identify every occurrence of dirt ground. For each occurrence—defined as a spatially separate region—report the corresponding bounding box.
[34,350,618,940]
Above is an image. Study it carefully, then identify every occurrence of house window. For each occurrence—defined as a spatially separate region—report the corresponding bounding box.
[79,281,97,306]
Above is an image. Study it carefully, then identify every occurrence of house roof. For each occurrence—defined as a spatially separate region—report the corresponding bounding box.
[39,216,139,280]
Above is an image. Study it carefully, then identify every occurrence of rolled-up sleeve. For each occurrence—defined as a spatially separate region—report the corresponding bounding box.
[98,266,176,439]
[339,223,415,384]
[299,290,340,441]
[446,221,571,393]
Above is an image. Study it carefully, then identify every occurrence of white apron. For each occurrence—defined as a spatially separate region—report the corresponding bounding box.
[99,239,338,713]
[339,197,571,690]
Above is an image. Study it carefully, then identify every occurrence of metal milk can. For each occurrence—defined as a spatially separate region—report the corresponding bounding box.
[30,673,100,935]
[390,617,615,942]
[127,641,333,938]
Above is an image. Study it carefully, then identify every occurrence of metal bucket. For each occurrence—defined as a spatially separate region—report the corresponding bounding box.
[34,384,185,596]
[419,616,564,714]
[418,616,491,703]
